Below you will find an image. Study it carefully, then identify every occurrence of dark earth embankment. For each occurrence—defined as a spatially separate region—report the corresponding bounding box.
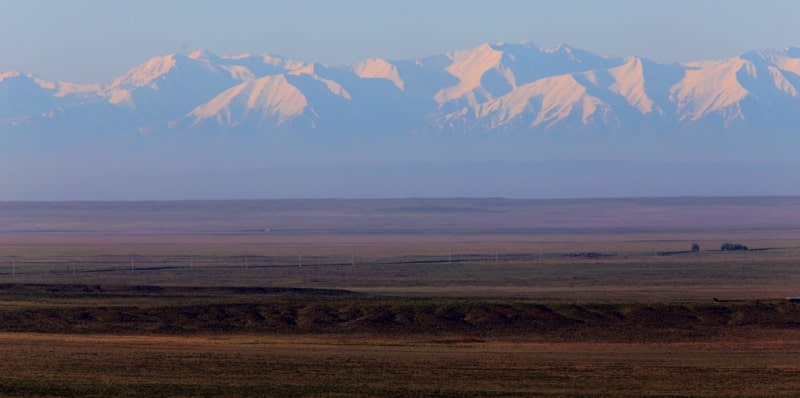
[1,284,799,342]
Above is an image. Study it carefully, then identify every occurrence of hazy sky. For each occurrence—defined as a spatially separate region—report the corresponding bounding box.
[2,0,799,84]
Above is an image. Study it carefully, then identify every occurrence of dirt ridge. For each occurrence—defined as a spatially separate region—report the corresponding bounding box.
[1,284,799,342]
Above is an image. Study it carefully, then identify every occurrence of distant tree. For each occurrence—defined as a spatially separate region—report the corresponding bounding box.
[720,243,748,251]
[691,243,700,252]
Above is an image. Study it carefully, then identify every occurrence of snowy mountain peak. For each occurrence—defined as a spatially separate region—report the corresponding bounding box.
[188,49,209,59]
[547,43,574,54]
[0,71,78,95]
[288,63,316,76]
[188,74,307,127]
[110,54,180,90]
[353,58,404,90]
[187,49,226,63]
[0,70,21,83]
[671,58,751,123]
[223,53,253,60]
[608,57,657,114]
[434,43,504,104]
[260,55,307,71]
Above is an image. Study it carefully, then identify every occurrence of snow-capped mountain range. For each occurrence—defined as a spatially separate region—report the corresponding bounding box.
[5,41,800,137]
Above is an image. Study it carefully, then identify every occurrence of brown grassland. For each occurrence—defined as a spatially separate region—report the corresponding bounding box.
[1,197,800,397]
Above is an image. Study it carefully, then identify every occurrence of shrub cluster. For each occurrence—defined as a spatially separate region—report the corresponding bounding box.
[720,243,748,251]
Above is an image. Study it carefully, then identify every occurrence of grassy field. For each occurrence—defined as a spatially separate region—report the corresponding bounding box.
[1,234,799,300]
[2,333,800,397]
[1,198,800,396]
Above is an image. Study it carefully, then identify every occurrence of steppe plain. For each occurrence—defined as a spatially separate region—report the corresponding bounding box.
[1,197,800,397]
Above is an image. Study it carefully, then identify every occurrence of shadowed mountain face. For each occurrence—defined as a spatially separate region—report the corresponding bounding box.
[3,42,800,200]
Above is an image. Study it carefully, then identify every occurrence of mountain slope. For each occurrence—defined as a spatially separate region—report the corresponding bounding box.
[179,72,354,133]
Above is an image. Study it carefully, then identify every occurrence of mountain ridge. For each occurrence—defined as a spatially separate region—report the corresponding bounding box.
[4,41,800,138]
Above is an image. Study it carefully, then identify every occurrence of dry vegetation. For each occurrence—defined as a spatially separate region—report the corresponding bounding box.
[2,332,800,397]
[1,198,800,396]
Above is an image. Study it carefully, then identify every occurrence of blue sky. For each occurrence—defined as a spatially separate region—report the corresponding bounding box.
[1,0,799,84]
